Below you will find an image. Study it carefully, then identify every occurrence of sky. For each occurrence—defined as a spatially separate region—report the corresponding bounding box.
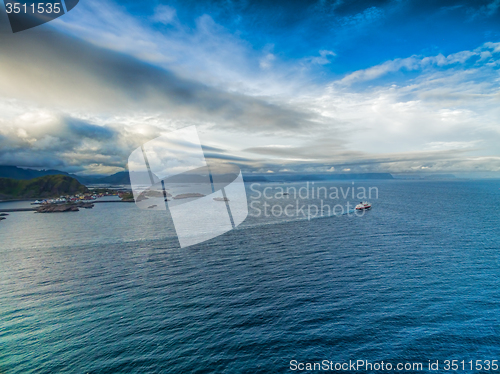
[0,0,499,177]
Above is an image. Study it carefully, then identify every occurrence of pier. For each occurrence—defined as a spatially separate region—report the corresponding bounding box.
[0,200,133,213]
[0,208,36,213]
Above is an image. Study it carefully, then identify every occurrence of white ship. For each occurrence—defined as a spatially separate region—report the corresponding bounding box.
[355,201,372,210]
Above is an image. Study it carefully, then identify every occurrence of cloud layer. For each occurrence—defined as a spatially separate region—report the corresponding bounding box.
[0,0,499,176]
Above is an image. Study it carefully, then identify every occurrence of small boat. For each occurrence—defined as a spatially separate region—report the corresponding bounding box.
[213,197,229,202]
[355,201,371,210]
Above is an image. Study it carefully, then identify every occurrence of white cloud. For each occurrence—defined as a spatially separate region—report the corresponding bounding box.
[152,5,177,25]
[338,42,500,85]
[424,141,480,150]
[0,0,498,176]
[308,50,337,65]
[259,53,276,70]
[52,0,308,97]
[340,6,385,26]
[484,42,500,53]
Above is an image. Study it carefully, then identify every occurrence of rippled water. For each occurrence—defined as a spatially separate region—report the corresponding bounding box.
[1,180,499,373]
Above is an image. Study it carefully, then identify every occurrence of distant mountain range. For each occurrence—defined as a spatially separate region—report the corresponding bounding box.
[0,166,131,185]
[392,173,456,180]
[242,173,395,182]
[0,165,396,187]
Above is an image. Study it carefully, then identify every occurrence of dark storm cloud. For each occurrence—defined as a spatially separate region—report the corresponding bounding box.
[201,145,226,153]
[204,153,252,162]
[238,143,495,174]
[0,115,126,172]
[0,24,320,134]
[66,118,116,141]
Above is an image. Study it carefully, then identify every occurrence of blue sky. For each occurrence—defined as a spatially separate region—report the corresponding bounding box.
[116,0,500,76]
[0,0,499,176]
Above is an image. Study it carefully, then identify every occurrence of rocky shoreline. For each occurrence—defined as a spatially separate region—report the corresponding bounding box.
[35,202,95,213]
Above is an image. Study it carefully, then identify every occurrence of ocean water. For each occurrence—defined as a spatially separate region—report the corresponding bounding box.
[0,180,499,373]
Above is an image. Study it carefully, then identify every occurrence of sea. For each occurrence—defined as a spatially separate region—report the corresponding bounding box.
[0,179,499,373]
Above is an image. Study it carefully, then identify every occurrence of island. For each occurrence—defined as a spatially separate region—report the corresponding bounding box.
[35,201,95,213]
[120,189,172,202]
[0,175,96,217]
[173,193,206,199]
[0,174,88,200]
[119,192,135,202]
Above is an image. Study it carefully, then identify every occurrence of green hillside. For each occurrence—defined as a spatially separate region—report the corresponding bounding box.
[0,175,89,200]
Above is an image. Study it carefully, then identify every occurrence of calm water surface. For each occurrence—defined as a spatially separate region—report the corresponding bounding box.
[0,180,499,373]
